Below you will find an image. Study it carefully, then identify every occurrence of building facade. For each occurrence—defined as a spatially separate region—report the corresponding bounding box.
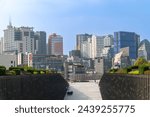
[3,23,35,54]
[48,33,63,55]
[0,51,17,69]
[34,31,46,55]
[138,39,150,60]
[114,31,140,59]
[76,33,92,51]
[3,23,20,52]
[0,37,3,54]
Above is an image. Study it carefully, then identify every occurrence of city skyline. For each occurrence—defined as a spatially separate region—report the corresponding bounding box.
[1,0,150,54]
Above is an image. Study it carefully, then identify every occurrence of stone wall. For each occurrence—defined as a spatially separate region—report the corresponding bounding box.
[99,73,150,100]
[0,74,69,100]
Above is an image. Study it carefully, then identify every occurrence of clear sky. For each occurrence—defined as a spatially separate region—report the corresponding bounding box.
[0,0,150,54]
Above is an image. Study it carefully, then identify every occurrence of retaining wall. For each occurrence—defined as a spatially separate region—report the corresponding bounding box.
[0,74,69,100]
[99,74,150,100]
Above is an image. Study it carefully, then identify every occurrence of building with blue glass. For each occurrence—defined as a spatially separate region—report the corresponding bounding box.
[114,31,140,59]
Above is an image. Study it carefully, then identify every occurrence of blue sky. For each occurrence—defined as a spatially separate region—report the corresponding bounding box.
[0,0,150,54]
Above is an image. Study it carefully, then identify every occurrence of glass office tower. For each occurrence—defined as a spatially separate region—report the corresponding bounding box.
[114,31,140,59]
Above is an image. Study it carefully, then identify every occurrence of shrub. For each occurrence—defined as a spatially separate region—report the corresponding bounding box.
[40,71,45,74]
[27,69,34,74]
[115,68,127,74]
[0,66,6,75]
[139,65,149,74]
[126,66,132,73]
[46,70,50,74]
[13,69,21,75]
[144,70,150,75]
[0,68,6,75]
[6,70,16,75]
[0,66,6,70]
[109,69,118,73]
[33,71,38,75]
[131,65,139,69]
[134,57,148,66]
[128,70,140,75]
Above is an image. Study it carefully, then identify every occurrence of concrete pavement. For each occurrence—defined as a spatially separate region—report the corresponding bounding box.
[64,80,102,100]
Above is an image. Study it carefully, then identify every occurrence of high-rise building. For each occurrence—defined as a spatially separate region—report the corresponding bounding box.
[76,33,92,51]
[114,31,140,59]
[34,31,46,55]
[79,34,114,59]
[3,23,35,54]
[3,22,21,52]
[48,33,63,55]
[138,39,150,60]
[104,35,114,47]
[19,27,35,54]
[0,37,3,54]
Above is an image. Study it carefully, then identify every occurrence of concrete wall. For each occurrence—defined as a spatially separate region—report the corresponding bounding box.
[0,54,17,69]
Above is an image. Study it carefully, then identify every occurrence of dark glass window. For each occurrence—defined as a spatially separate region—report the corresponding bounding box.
[24,32,29,36]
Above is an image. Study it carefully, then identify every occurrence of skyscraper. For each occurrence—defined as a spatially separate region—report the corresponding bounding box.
[3,23,35,54]
[34,31,46,55]
[76,33,92,51]
[48,33,63,55]
[19,26,35,54]
[114,31,140,59]
[3,22,21,52]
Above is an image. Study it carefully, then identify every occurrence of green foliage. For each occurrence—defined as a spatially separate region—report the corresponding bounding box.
[27,69,34,74]
[0,68,6,76]
[115,68,128,74]
[131,65,139,69]
[40,71,45,74]
[46,70,50,74]
[144,70,150,75]
[0,66,6,70]
[126,67,132,73]
[134,57,148,66]
[109,69,118,73]
[139,65,149,74]
[13,69,21,75]
[50,69,57,73]
[33,71,38,75]
[128,70,140,75]
[23,66,33,71]
[6,70,16,75]
[9,67,22,75]
[0,66,6,75]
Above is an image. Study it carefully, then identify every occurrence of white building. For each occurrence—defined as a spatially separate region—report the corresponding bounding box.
[104,35,114,47]
[80,34,114,59]
[3,23,35,54]
[0,37,3,54]
[0,51,17,69]
[3,23,20,52]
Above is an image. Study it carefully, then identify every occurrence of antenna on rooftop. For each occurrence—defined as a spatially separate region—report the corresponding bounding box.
[9,16,12,26]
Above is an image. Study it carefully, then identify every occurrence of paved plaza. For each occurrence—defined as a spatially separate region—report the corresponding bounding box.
[64,80,102,100]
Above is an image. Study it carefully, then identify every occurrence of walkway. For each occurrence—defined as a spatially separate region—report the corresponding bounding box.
[64,80,102,100]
